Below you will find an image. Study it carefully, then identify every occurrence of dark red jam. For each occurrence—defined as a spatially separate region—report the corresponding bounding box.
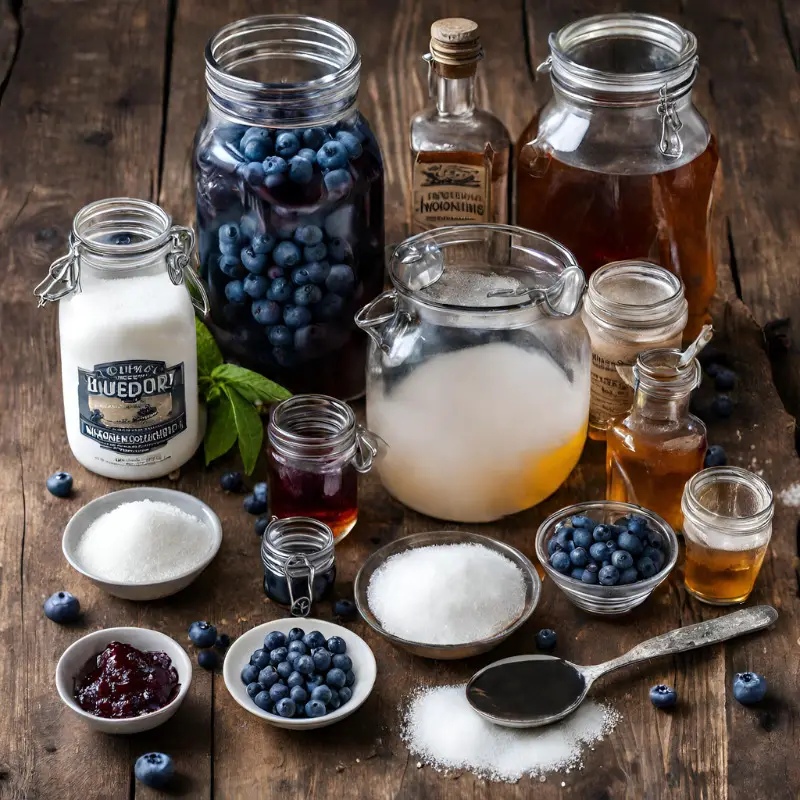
[74,641,180,719]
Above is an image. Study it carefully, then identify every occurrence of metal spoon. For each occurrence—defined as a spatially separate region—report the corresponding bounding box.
[466,605,777,728]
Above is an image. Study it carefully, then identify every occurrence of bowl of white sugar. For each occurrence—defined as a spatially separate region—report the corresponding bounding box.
[62,487,222,601]
[355,531,541,659]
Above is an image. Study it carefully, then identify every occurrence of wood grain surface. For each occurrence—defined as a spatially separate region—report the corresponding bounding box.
[0,1,798,799]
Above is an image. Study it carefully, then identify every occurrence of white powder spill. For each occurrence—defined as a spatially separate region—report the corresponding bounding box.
[778,483,800,507]
[402,684,619,783]
[76,499,214,583]
[367,543,526,645]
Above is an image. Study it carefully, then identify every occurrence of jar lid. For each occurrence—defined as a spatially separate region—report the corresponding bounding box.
[428,18,483,77]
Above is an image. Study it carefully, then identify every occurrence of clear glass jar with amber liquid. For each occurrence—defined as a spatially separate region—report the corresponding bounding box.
[517,14,719,341]
[606,346,707,533]
[410,19,510,233]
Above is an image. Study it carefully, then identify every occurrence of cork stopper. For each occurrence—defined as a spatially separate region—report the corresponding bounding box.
[429,18,483,77]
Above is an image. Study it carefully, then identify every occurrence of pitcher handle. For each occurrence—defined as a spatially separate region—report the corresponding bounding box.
[354,290,398,352]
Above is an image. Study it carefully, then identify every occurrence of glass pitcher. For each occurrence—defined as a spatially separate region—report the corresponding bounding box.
[355,224,590,523]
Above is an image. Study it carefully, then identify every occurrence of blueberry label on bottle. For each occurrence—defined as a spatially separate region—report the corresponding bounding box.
[412,151,490,230]
[77,359,187,454]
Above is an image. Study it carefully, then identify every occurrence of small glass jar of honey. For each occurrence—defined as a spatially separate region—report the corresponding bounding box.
[266,394,378,543]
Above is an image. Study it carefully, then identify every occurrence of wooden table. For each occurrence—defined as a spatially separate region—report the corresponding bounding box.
[1,1,798,798]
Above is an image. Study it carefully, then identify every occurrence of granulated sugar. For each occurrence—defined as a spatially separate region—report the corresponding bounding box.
[76,500,214,583]
[402,684,618,782]
[367,543,526,645]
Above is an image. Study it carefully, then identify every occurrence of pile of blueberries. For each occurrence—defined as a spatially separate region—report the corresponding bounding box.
[240,628,355,719]
[547,513,668,586]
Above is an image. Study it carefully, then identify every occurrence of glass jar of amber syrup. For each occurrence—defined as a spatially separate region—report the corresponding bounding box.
[606,346,707,533]
[517,13,719,341]
[267,394,377,543]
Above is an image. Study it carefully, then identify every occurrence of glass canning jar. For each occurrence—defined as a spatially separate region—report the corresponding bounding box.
[195,15,385,400]
[517,13,719,341]
[356,224,590,524]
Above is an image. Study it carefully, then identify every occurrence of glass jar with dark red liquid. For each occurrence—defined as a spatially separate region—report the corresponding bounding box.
[267,394,377,543]
[194,16,385,399]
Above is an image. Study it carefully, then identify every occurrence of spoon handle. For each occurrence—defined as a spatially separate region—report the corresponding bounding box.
[586,606,778,682]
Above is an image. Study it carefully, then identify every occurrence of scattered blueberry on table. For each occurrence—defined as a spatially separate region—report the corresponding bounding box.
[535,628,557,651]
[732,671,767,704]
[134,752,175,789]
[243,493,267,515]
[188,621,217,648]
[241,628,355,719]
[704,445,728,468]
[215,633,231,651]
[46,471,73,498]
[220,471,244,493]
[255,516,269,537]
[710,395,733,419]
[334,598,357,621]
[649,684,677,709]
[713,368,736,391]
[43,591,80,624]
[198,649,219,671]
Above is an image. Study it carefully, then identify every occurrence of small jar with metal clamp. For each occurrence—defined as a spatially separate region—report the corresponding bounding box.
[261,516,336,616]
[34,197,208,480]
[267,394,378,543]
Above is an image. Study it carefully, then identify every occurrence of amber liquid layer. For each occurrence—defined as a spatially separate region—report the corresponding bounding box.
[517,122,719,341]
[683,538,767,605]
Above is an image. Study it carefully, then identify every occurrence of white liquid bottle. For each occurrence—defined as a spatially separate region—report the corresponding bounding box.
[35,198,206,480]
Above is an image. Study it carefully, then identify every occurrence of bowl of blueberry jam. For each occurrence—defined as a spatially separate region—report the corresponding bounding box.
[56,627,192,734]
[535,501,678,615]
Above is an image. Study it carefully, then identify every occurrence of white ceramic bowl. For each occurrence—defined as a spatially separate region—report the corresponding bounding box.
[56,626,192,734]
[223,618,377,730]
[62,487,222,601]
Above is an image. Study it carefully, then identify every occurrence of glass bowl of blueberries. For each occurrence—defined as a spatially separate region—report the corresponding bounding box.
[535,501,678,615]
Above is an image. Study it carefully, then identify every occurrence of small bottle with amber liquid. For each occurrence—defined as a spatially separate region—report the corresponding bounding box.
[606,328,712,533]
[409,18,511,233]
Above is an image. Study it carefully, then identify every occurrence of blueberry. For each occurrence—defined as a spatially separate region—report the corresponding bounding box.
[275,697,296,717]
[219,223,241,247]
[288,155,313,184]
[244,274,268,299]
[297,147,317,163]
[276,661,293,679]
[255,516,269,537]
[705,445,728,468]
[338,686,352,704]
[306,674,324,692]
[332,654,352,672]
[241,247,267,274]
[619,567,639,584]
[251,648,270,669]
[188,621,217,648]
[287,627,305,642]
[287,639,308,654]
[220,471,243,492]
[547,537,562,556]
[264,630,286,650]
[246,681,262,699]
[302,127,327,149]
[218,254,244,278]
[312,649,332,672]
[289,685,308,706]
[224,280,246,303]
[294,224,323,246]
[573,528,592,549]
[332,600,356,622]
[243,493,267,515]
[611,550,634,570]
[110,232,134,245]
[215,634,231,651]
[269,646,289,666]
[267,266,285,281]
[273,240,302,268]
[295,654,315,675]
[733,671,767,704]
[305,699,327,718]
[571,514,598,529]
[327,237,352,262]
[618,531,644,555]
[589,542,607,562]
[569,547,589,567]
[304,242,328,262]
[241,128,272,152]
[303,631,327,650]
[314,293,344,321]
[642,546,664,571]
[335,130,363,159]
[324,168,353,195]
[253,691,274,712]
[43,591,80,623]
[252,299,282,325]
[323,637,345,656]
[258,666,279,688]
[598,565,620,586]
[275,132,301,158]
[636,556,657,578]
[316,140,348,169]
[326,668,347,689]
[345,670,355,687]
[626,516,648,537]
[241,161,265,185]
[711,395,734,419]
[46,472,73,498]
[269,683,289,703]
[323,265,355,298]
[536,629,557,651]
[550,551,571,574]
[241,664,260,685]
[592,524,614,542]
[134,753,175,790]
[244,138,270,162]
[311,684,333,705]
[198,649,219,670]
[327,690,342,710]
[570,567,585,580]
[283,305,312,329]
[649,684,677,709]
[267,277,293,303]
[263,155,288,184]
[306,261,330,284]
[287,670,305,689]
[267,324,293,347]
[647,531,664,549]
[294,284,323,306]
[714,368,736,391]
[581,567,599,584]
[555,526,573,549]
[291,266,311,286]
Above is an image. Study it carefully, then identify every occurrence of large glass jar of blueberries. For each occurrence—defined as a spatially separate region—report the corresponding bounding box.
[195,16,385,399]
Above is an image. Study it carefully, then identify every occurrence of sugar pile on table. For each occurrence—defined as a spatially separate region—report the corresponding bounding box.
[402,684,619,782]
[366,543,526,645]
[76,500,214,583]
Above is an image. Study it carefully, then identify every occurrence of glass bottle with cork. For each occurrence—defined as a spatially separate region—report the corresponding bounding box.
[606,326,712,533]
[409,18,511,233]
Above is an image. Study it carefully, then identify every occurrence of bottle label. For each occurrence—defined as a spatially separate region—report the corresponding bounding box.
[77,359,187,454]
[412,151,489,230]
[589,351,636,429]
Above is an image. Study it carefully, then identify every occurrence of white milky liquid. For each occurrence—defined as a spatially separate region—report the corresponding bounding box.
[59,268,199,480]
[367,342,589,522]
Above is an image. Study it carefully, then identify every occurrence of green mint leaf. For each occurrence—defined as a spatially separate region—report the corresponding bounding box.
[212,363,292,406]
[223,385,263,475]
[204,394,237,466]
[195,317,223,380]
